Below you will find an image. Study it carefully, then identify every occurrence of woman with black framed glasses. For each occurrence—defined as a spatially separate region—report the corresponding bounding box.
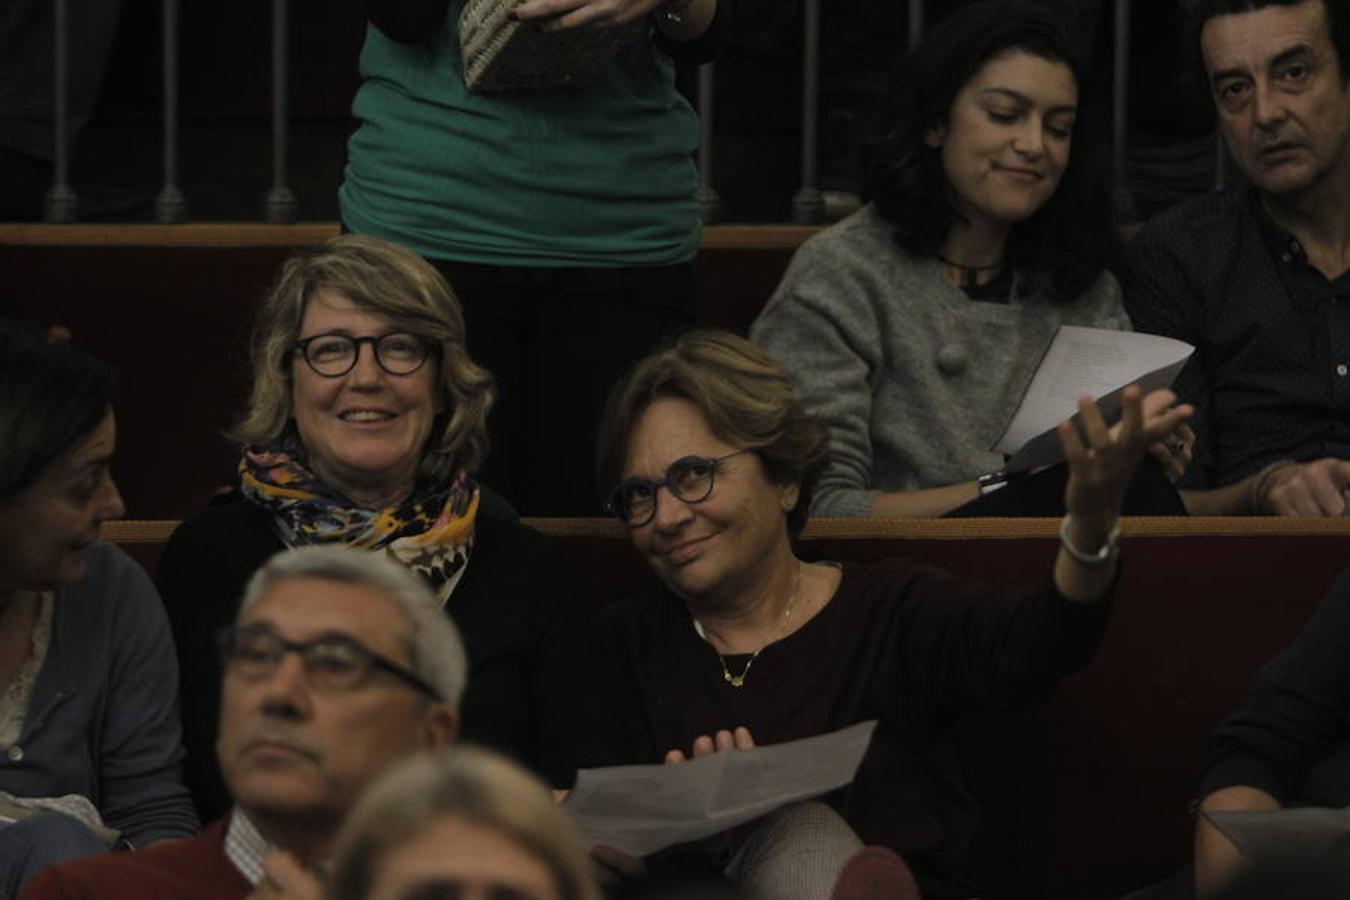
[156,234,600,824]
[591,329,1191,899]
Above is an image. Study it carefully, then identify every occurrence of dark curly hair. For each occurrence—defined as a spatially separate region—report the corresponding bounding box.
[0,321,116,501]
[1189,0,1350,85]
[867,0,1115,303]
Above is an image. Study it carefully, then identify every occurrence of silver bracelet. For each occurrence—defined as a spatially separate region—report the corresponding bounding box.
[977,470,1009,495]
[1058,514,1120,566]
[977,468,1030,496]
[656,0,696,25]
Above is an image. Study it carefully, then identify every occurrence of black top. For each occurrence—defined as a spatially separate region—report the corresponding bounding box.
[157,490,601,821]
[1202,567,1350,807]
[592,559,1112,900]
[1120,185,1350,489]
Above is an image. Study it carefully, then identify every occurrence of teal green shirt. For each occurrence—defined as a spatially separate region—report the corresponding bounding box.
[340,10,702,267]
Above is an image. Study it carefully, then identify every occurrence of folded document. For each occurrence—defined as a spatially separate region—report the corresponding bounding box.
[564,721,877,857]
[993,326,1194,472]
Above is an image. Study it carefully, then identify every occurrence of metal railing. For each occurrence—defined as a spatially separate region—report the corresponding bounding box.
[44,0,77,223]
[155,0,186,223]
[790,0,824,224]
[38,0,1194,225]
[264,0,298,224]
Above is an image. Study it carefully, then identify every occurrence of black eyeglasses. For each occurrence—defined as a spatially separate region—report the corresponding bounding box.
[217,624,442,701]
[294,332,432,377]
[605,450,750,528]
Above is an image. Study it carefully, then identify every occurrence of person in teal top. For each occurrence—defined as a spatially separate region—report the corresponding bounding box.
[341,0,720,516]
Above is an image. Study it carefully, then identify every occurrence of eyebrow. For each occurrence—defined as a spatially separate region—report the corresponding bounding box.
[979,87,1077,115]
[298,328,416,341]
[1210,42,1314,85]
[241,622,364,644]
[1269,43,1314,70]
[67,453,114,475]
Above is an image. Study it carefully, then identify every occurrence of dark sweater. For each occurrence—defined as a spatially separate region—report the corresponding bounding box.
[1202,567,1350,807]
[19,818,248,900]
[595,559,1112,900]
[157,491,599,820]
[1120,186,1350,488]
[0,541,198,846]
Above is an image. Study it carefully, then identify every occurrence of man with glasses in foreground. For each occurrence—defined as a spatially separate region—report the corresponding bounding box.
[21,545,465,900]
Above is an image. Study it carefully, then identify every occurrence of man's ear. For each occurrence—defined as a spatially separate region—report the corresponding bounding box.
[422,704,459,750]
[924,122,946,149]
[779,482,801,513]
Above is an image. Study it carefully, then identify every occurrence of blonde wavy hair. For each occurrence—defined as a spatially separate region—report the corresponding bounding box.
[596,329,830,538]
[230,234,494,478]
[328,747,601,900]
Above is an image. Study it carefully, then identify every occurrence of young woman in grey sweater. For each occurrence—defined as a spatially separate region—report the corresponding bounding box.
[753,1,1186,518]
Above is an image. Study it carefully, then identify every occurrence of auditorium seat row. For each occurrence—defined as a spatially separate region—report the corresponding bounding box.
[108,515,1350,900]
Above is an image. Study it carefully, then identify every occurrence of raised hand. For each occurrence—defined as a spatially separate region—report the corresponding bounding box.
[1059,386,1194,523]
[1054,387,1193,602]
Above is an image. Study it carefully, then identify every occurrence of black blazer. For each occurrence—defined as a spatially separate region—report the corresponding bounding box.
[157,488,602,820]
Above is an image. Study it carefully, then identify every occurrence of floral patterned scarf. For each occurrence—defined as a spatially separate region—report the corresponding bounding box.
[239,446,477,606]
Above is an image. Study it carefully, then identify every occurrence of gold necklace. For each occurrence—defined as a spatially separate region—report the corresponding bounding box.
[695,562,802,688]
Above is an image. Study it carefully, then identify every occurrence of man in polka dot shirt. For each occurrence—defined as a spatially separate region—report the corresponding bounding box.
[1121,0,1350,517]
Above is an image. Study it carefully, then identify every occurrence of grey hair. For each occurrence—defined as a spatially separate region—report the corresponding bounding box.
[328,746,601,900]
[238,545,467,706]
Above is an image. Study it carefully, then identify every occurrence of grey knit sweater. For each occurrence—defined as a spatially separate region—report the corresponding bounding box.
[751,205,1129,517]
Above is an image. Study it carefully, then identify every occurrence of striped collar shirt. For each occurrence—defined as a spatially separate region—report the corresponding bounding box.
[224,809,271,886]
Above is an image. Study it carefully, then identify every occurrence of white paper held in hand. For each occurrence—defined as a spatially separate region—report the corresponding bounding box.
[993,326,1195,472]
[564,720,878,857]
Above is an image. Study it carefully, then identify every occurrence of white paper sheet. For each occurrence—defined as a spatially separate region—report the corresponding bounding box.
[1207,806,1350,860]
[564,721,877,857]
[1205,807,1350,895]
[992,326,1194,471]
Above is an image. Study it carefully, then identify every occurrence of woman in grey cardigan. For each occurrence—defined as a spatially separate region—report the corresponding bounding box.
[753,1,1186,518]
[0,324,197,896]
